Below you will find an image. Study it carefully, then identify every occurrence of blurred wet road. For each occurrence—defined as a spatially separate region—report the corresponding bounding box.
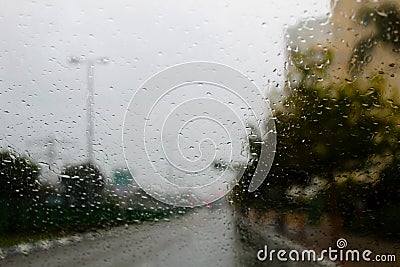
[1,207,325,267]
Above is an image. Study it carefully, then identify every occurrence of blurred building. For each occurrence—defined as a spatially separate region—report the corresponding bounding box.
[286,0,400,100]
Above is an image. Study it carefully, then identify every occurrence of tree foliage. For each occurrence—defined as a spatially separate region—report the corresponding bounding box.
[234,35,400,217]
[60,162,105,206]
[0,150,40,201]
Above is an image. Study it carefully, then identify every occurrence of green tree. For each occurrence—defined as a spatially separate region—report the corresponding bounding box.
[234,42,400,230]
[60,162,105,206]
[0,150,41,234]
[0,150,40,201]
[231,47,334,210]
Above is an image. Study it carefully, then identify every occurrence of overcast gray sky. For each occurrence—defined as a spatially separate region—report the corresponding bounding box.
[0,0,330,180]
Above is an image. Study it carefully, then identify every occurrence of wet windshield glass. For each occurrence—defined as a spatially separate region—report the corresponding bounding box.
[0,0,399,266]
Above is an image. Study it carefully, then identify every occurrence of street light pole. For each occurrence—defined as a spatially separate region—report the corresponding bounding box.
[86,61,95,163]
[67,56,109,163]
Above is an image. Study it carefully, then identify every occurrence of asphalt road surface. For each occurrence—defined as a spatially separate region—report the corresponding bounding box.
[1,207,324,267]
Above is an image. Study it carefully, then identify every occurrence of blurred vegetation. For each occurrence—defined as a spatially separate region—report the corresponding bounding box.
[60,162,105,206]
[233,16,400,239]
[0,150,40,201]
[0,151,186,247]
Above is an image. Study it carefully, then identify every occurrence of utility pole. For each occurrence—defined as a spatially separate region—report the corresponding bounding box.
[67,56,109,163]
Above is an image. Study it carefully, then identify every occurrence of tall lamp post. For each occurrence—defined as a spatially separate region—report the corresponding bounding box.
[67,56,109,163]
